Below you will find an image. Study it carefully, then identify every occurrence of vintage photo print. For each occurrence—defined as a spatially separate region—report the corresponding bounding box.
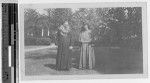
[19,2,147,80]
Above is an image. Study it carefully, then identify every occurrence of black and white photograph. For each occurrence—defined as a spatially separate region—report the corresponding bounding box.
[19,3,147,80]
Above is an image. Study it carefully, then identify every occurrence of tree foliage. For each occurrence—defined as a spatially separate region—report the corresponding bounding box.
[24,7,142,48]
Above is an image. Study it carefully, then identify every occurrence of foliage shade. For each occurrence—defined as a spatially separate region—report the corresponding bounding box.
[24,7,142,49]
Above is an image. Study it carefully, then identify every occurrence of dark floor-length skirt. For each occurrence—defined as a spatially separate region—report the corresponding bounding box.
[56,41,71,70]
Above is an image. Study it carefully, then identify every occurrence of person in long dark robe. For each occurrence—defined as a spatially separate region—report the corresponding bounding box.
[56,22,73,71]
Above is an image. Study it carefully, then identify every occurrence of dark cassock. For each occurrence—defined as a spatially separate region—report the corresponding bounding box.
[56,26,73,71]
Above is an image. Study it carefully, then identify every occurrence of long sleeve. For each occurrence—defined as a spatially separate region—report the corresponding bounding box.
[79,34,81,42]
[69,33,73,46]
[56,30,61,45]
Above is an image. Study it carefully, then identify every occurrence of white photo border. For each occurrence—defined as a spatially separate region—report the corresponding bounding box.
[19,2,148,80]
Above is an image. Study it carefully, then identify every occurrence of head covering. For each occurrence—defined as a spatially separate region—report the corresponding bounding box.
[63,21,70,33]
[59,21,70,34]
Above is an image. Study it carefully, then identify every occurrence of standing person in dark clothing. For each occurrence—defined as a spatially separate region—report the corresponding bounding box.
[56,21,73,71]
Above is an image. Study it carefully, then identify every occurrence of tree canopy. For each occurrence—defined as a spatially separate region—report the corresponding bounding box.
[24,7,142,49]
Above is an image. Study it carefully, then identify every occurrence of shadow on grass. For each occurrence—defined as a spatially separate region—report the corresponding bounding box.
[44,64,56,70]
[94,47,143,74]
[25,47,143,74]
[44,58,80,71]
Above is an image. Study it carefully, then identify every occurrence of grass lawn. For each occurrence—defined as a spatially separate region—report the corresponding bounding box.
[25,46,143,75]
